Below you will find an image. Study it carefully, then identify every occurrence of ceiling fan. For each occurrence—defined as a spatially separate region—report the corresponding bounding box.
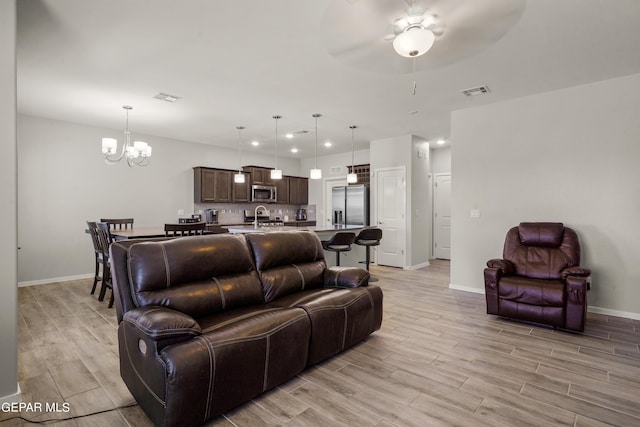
[322,0,527,74]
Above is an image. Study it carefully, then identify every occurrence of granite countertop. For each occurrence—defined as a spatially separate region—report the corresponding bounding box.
[225,224,365,234]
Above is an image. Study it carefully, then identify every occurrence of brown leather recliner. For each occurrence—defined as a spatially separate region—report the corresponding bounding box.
[484,222,591,332]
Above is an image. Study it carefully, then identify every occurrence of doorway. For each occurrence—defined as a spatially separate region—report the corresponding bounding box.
[433,173,451,260]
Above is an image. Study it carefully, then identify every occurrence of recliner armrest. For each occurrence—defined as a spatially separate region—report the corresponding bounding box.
[123,306,202,345]
[561,266,591,280]
[324,267,370,288]
[486,258,515,275]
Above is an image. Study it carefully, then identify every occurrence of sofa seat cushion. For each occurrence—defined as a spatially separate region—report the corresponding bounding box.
[499,276,565,307]
[269,286,383,365]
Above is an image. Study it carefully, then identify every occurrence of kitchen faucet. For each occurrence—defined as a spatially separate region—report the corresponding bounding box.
[254,205,268,229]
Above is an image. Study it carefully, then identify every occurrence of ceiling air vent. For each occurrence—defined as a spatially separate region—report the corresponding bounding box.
[153,92,182,102]
[293,130,311,135]
[461,85,491,97]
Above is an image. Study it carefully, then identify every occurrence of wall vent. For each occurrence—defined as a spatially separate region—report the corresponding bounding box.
[461,85,491,97]
[154,92,182,102]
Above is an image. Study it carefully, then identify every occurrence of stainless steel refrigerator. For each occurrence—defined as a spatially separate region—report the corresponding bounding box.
[332,184,369,226]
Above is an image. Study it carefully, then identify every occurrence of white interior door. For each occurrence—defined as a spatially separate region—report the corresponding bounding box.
[375,168,406,268]
[434,173,451,260]
[323,178,347,227]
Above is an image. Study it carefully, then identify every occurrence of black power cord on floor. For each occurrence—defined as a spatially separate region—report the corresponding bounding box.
[1,402,139,424]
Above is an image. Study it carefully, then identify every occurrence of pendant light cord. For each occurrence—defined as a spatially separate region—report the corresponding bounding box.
[236,126,244,173]
[272,115,281,169]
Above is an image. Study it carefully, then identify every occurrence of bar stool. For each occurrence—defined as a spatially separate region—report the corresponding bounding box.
[354,228,382,282]
[321,232,356,266]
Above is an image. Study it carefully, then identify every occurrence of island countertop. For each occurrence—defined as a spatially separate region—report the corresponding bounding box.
[224,224,365,233]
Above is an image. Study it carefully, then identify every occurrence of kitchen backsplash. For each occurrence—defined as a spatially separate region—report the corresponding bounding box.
[193,203,316,224]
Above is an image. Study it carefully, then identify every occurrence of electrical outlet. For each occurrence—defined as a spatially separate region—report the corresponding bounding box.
[178,209,185,216]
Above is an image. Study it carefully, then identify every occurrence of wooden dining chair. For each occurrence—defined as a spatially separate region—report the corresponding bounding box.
[100,218,134,230]
[95,222,115,308]
[86,221,104,295]
[164,222,206,236]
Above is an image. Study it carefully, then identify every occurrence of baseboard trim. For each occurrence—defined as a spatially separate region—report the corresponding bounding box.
[448,283,484,294]
[448,284,640,320]
[404,262,430,270]
[588,306,640,321]
[18,273,93,287]
[0,384,21,405]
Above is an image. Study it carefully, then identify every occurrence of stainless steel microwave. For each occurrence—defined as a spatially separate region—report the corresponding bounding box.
[251,185,277,203]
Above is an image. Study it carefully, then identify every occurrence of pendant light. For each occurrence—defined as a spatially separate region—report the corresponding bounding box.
[271,115,283,180]
[310,113,322,179]
[347,125,358,184]
[234,126,245,183]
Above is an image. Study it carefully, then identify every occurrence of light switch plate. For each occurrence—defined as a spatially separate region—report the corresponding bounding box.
[470,208,481,218]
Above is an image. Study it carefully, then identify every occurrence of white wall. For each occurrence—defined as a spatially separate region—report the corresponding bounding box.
[0,0,19,403]
[431,147,451,175]
[370,134,430,269]
[17,114,300,284]
[450,72,640,318]
[411,137,430,266]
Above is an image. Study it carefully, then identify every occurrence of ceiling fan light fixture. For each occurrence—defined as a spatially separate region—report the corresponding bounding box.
[393,26,435,58]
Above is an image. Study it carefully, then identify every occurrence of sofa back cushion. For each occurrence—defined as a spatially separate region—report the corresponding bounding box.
[246,231,326,302]
[127,234,263,317]
[503,223,581,280]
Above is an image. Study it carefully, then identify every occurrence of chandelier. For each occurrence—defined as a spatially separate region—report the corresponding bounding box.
[101,105,152,167]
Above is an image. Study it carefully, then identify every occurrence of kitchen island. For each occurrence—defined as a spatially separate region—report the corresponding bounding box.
[225,224,368,268]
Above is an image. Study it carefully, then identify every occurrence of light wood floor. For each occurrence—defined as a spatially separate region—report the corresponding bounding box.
[3,260,640,426]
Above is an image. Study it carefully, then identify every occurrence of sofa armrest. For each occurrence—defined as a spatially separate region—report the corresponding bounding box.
[486,259,515,275]
[324,267,370,288]
[123,306,202,350]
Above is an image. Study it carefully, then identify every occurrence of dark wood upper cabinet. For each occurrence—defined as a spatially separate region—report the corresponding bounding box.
[232,172,251,202]
[243,166,273,185]
[194,167,232,203]
[288,176,309,205]
[196,166,308,205]
[274,177,290,204]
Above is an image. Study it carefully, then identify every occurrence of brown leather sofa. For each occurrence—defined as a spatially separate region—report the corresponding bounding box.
[484,222,591,332]
[110,231,383,427]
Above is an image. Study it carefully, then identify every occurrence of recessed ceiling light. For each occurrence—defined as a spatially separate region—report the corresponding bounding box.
[437,139,446,145]
[324,141,332,147]
[251,140,259,146]
[285,133,294,139]
[291,147,298,153]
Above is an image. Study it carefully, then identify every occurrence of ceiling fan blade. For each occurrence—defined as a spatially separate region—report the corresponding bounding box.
[322,0,526,73]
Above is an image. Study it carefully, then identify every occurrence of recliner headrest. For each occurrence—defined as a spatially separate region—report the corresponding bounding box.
[518,222,564,247]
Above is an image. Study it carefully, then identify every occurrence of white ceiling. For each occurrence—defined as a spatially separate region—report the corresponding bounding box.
[16,0,640,157]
